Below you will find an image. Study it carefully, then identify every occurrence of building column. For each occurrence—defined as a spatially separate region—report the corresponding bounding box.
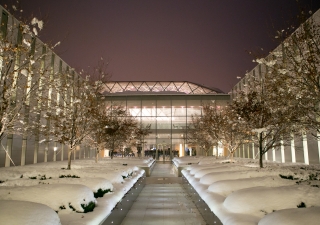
[264,145,268,161]
[44,141,49,163]
[291,133,296,163]
[34,137,39,164]
[317,132,320,164]
[79,146,82,159]
[5,135,13,167]
[252,142,255,159]
[272,146,276,161]
[61,144,64,161]
[53,142,57,161]
[302,132,309,165]
[264,138,268,160]
[21,106,30,166]
[34,115,41,164]
[280,140,285,163]
[21,135,27,166]
[242,144,245,158]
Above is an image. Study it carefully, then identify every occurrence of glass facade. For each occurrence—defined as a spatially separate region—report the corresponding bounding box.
[103,92,230,161]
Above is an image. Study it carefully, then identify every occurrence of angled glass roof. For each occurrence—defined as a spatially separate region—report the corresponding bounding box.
[101,81,223,95]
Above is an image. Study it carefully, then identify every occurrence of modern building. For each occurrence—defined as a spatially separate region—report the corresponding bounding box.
[0,5,230,167]
[0,5,88,167]
[230,9,320,165]
[100,81,230,161]
[1,4,320,167]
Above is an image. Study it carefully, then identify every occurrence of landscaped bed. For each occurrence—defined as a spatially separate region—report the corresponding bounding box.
[180,156,320,225]
[0,157,154,224]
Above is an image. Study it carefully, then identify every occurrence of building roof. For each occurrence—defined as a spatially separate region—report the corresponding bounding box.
[101,81,224,95]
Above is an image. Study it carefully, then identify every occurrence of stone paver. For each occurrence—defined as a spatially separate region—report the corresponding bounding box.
[120,163,206,225]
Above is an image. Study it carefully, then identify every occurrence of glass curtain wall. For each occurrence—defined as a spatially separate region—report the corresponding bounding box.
[105,95,230,161]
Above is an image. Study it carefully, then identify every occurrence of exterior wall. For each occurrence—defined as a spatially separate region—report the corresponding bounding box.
[0,6,90,167]
[230,9,320,165]
[104,94,230,159]
[0,5,230,166]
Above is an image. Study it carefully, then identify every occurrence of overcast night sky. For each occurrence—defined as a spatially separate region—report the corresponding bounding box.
[2,0,320,93]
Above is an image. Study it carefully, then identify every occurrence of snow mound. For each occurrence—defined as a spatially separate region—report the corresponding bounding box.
[200,170,270,185]
[258,207,320,225]
[0,200,61,225]
[188,164,228,174]
[224,185,320,217]
[208,176,294,197]
[1,177,113,193]
[194,165,249,178]
[172,156,203,166]
[0,184,97,213]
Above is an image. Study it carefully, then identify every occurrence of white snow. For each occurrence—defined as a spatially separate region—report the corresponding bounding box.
[258,207,320,225]
[0,200,61,225]
[0,183,97,213]
[2,156,319,225]
[0,157,153,225]
[20,69,29,77]
[181,157,320,225]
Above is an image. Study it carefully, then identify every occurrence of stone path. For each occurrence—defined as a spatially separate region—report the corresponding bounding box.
[120,162,207,225]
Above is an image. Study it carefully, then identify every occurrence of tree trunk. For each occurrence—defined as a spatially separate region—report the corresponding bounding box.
[230,151,234,162]
[67,146,73,170]
[110,150,114,159]
[95,147,99,163]
[259,132,263,168]
[215,146,218,159]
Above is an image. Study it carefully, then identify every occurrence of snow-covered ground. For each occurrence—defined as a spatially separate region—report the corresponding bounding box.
[0,157,154,225]
[177,157,320,225]
[2,156,320,225]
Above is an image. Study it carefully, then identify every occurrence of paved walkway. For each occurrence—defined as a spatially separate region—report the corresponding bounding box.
[120,162,206,225]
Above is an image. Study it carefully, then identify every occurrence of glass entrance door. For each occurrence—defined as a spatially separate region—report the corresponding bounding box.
[156,143,171,161]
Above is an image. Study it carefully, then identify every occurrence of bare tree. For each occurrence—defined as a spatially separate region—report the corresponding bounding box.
[85,104,137,162]
[0,6,60,165]
[242,9,320,167]
[200,104,224,158]
[84,104,112,163]
[48,58,111,169]
[48,72,92,169]
[132,124,151,158]
[104,106,137,159]
[232,86,301,168]
[272,10,320,135]
[220,105,251,161]
[195,104,249,160]
[188,114,214,156]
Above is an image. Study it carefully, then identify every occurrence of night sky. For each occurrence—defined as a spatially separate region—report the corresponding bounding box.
[2,0,320,93]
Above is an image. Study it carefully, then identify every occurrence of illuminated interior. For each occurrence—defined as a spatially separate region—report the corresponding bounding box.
[102,81,230,160]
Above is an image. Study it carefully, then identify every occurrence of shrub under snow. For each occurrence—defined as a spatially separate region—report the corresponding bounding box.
[0,200,61,225]
[0,184,96,213]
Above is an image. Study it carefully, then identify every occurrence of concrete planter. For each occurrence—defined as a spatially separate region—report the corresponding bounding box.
[182,174,222,225]
[100,175,146,225]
